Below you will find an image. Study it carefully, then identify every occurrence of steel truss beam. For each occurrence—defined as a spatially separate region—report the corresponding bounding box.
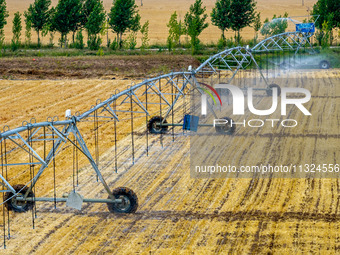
[0,72,195,200]
[251,31,315,54]
[0,30,316,202]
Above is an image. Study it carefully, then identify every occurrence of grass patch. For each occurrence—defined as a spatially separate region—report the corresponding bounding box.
[0,42,339,69]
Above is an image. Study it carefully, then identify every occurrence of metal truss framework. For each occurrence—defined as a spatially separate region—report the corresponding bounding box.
[0,72,194,200]
[0,29,316,203]
[194,31,315,83]
[251,31,314,53]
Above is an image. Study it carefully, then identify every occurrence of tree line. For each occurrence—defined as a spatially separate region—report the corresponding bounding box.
[0,0,146,51]
[167,0,339,53]
[0,0,338,54]
[168,0,257,53]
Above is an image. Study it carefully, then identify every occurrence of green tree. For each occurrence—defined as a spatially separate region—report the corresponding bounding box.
[82,0,98,25]
[85,1,105,50]
[211,0,232,40]
[177,20,185,46]
[260,17,270,37]
[109,0,141,48]
[260,13,288,37]
[167,12,178,51]
[74,29,84,49]
[184,0,208,54]
[69,0,83,44]
[167,11,185,51]
[45,7,56,47]
[253,12,261,43]
[24,11,32,46]
[230,0,256,43]
[53,0,83,47]
[327,0,340,29]
[85,1,105,36]
[26,0,52,46]
[312,0,340,45]
[140,20,149,50]
[320,20,331,48]
[11,12,22,51]
[82,0,104,42]
[312,0,339,29]
[0,0,9,48]
[126,31,137,49]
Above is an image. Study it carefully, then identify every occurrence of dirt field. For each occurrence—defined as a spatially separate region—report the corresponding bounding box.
[4,0,318,45]
[0,55,200,79]
[0,68,339,253]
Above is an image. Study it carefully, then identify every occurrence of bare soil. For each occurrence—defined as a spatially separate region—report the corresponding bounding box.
[0,70,339,253]
[0,55,200,80]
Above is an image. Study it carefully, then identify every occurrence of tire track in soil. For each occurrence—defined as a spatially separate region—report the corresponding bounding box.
[83,217,142,254]
[249,221,266,254]
[25,202,95,253]
[236,132,277,209]
[33,209,340,223]
[120,133,192,251]
[122,137,188,210]
[215,99,298,253]
[187,130,232,208]
[44,217,100,254]
[137,149,205,252]
[96,136,190,253]
[138,152,186,210]
[15,129,162,253]
[209,136,258,212]
[188,122,252,213]
[28,215,75,253]
[242,105,292,247]
[93,218,131,254]
[28,134,185,254]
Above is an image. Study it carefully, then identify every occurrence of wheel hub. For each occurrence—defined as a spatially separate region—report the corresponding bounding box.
[116,195,131,211]
[12,193,27,209]
[152,122,162,132]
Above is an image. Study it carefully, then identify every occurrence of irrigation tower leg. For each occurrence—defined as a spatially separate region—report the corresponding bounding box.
[72,126,115,200]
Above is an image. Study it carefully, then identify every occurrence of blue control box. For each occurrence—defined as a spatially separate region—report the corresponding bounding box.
[183,115,199,132]
[296,23,315,33]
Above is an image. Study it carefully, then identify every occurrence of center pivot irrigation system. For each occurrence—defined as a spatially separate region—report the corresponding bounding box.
[0,17,329,246]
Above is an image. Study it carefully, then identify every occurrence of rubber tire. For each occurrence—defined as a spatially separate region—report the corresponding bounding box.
[319,60,330,69]
[5,184,34,213]
[215,117,236,134]
[107,187,138,214]
[147,116,168,134]
[266,84,281,96]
